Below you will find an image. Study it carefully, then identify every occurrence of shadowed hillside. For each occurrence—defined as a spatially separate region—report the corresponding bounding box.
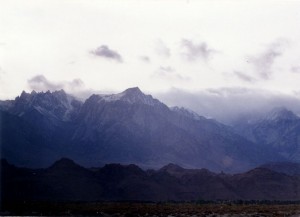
[1,158,300,202]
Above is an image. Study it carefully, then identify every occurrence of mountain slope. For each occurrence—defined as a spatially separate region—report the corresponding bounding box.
[0,90,83,167]
[70,87,277,171]
[233,107,300,161]
[0,88,281,172]
[260,162,300,176]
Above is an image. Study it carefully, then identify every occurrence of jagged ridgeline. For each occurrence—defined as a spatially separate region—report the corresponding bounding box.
[0,87,298,172]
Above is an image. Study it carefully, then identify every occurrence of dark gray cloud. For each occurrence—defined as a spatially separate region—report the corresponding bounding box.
[248,40,286,79]
[181,39,217,62]
[233,71,256,82]
[28,75,84,93]
[90,45,123,62]
[155,87,300,124]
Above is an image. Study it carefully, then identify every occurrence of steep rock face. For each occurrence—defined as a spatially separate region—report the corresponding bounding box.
[10,89,82,121]
[0,88,281,171]
[3,89,82,142]
[0,90,83,167]
[233,107,300,161]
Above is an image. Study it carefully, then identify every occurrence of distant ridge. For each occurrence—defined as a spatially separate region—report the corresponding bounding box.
[260,162,300,176]
[2,158,300,202]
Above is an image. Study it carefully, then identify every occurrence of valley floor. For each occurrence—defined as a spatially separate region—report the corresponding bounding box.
[1,202,300,217]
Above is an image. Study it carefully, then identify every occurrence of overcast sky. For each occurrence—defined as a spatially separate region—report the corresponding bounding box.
[1,0,300,121]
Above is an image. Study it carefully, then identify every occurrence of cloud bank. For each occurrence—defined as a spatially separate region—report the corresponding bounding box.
[156,87,300,124]
[28,75,86,96]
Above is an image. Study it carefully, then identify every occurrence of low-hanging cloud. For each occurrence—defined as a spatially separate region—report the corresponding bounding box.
[181,39,217,62]
[27,75,116,100]
[28,75,85,94]
[90,45,123,62]
[155,87,300,124]
[28,75,63,91]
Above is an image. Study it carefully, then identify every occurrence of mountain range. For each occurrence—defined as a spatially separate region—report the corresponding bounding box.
[233,107,300,162]
[0,87,299,172]
[2,158,300,201]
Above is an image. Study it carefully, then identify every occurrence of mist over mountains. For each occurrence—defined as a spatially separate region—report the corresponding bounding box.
[156,88,300,124]
[0,87,300,173]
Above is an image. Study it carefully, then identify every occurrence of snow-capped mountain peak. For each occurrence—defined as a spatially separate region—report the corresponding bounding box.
[96,87,163,107]
[11,90,82,121]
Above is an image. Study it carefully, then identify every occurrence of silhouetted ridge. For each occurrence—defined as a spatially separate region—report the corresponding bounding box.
[2,159,300,201]
[99,163,145,176]
[240,167,288,180]
[1,158,10,167]
[49,158,82,170]
[260,162,300,176]
[160,163,185,172]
